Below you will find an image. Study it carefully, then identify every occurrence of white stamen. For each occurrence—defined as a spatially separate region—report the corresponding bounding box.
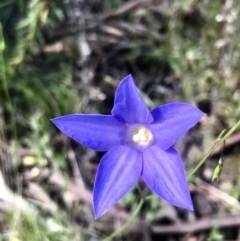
[132,126,153,145]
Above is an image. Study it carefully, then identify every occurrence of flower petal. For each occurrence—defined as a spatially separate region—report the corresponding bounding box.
[111,75,153,124]
[149,103,205,150]
[142,145,193,210]
[51,114,125,151]
[93,145,142,218]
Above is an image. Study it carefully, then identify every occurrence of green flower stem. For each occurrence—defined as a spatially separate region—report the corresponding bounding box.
[103,197,144,241]
[0,23,17,141]
[187,119,240,179]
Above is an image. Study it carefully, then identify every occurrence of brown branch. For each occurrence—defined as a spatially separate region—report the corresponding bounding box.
[211,132,240,156]
[101,0,150,19]
[151,214,240,234]
[85,0,151,29]
[197,181,240,210]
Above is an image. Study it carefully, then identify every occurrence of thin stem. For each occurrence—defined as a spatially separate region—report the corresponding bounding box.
[103,197,144,241]
[136,183,143,197]
[0,23,17,141]
[187,119,240,179]
[145,194,155,200]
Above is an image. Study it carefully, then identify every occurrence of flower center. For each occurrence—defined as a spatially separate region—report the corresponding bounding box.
[124,124,155,152]
[132,126,153,145]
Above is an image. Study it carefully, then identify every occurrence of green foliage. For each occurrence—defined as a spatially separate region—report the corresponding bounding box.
[2,210,82,241]
[212,158,223,182]
[0,1,84,238]
[208,225,224,241]
[1,0,82,136]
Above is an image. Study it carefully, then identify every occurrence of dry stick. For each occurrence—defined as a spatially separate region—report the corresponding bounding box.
[85,0,150,28]
[151,214,240,234]
[101,0,150,19]
[210,131,240,156]
[197,180,240,211]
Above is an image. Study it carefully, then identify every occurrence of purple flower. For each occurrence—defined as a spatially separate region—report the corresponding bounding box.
[51,75,204,219]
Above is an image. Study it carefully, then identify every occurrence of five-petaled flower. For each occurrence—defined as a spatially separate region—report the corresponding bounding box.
[51,75,205,219]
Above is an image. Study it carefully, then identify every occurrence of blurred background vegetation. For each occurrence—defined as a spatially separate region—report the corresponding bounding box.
[1,0,240,240]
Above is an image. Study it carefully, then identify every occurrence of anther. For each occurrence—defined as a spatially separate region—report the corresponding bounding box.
[132,126,153,144]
